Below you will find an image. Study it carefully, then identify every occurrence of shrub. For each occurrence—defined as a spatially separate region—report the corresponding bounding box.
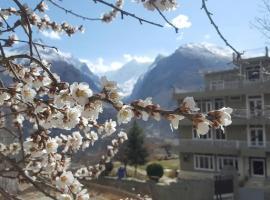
[146,163,164,182]
[100,161,114,176]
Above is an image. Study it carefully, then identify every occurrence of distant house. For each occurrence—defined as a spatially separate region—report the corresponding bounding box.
[174,48,270,183]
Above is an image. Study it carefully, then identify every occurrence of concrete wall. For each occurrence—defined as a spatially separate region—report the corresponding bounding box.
[226,125,247,141]
[179,153,194,171]
[86,177,214,200]
[179,126,192,139]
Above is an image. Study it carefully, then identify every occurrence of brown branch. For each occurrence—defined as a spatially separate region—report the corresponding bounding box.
[201,0,242,56]
[6,54,58,84]
[0,38,58,51]
[0,20,21,34]
[12,0,34,58]
[253,0,270,40]
[152,3,179,33]
[0,152,58,200]
[0,127,18,138]
[92,0,164,28]
[0,42,22,83]
[0,110,29,118]
[48,0,102,21]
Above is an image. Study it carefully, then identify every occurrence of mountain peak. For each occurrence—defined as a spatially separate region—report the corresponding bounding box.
[177,42,232,58]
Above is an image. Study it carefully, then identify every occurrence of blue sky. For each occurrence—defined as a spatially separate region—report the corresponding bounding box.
[3,0,269,73]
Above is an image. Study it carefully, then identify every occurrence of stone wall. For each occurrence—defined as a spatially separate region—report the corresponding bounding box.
[85,177,214,200]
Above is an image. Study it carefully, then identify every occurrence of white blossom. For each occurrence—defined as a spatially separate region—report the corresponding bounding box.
[140,0,177,11]
[169,114,185,130]
[182,96,199,112]
[118,131,128,140]
[218,107,233,127]
[70,179,83,194]
[46,138,58,153]
[62,106,82,130]
[82,101,103,121]
[55,171,74,190]
[63,131,83,152]
[196,121,210,135]
[21,85,36,103]
[104,119,116,136]
[117,105,134,125]
[0,92,10,105]
[70,82,93,105]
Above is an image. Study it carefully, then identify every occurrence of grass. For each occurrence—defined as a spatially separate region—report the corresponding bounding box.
[140,159,179,170]
[110,158,179,180]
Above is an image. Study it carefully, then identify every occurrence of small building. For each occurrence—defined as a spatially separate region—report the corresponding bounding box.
[174,48,270,184]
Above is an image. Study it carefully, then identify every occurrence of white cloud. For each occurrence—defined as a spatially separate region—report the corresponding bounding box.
[80,58,123,74]
[41,30,61,40]
[80,54,154,75]
[123,54,154,63]
[166,14,192,29]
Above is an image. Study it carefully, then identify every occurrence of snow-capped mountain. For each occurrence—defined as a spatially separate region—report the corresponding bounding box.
[102,60,152,96]
[9,42,100,91]
[128,43,234,108]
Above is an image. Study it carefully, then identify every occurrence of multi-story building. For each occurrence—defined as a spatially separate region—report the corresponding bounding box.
[174,49,270,182]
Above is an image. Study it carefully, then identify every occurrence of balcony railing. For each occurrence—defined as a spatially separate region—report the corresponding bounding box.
[232,108,270,119]
[206,77,270,91]
[179,139,270,155]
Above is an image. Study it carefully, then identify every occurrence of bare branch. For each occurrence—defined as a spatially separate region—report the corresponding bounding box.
[47,0,102,21]
[92,0,164,28]
[0,38,58,51]
[152,3,179,33]
[201,0,242,56]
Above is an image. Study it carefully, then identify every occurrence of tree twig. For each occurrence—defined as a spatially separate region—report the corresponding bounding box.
[48,0,102,21]
[201,0,242,57]
[152,2,179,33]
[92,0,164,28]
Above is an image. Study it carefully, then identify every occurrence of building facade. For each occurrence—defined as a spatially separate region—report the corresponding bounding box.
[174,50,270,182]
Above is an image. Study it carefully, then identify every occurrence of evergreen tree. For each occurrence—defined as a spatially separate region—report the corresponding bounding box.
[126,121,148,176]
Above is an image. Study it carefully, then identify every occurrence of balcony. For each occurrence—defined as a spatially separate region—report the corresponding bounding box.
[179,139,270,157]
[206,78,270,92]
[231,108,270,124]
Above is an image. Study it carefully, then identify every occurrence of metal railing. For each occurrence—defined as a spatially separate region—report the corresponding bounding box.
[232,108,270,119]
[207,77,270,91]
[179,139,270,152]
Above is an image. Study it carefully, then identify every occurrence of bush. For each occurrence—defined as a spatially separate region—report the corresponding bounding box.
[146,163,164,182]
[100,162,114,176]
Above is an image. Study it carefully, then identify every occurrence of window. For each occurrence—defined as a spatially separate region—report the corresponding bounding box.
[194,154,215,171]
[193,128,212,140]
[197,100,212,113]
[248,125,265,147]
[215,129,226,140]
[246,66,260,81]
[214,98,224,110]
[248,95,263,117]
[217,156,238,171]
[210,80,224,90]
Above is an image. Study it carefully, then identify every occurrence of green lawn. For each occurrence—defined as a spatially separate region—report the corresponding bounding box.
[111,158,179,179]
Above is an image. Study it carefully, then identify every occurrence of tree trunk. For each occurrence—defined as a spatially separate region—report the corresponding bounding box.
[134,165,137,177]
[124,162,128,177]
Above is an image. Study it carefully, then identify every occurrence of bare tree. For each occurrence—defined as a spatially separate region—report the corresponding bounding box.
[254,0,270,40]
